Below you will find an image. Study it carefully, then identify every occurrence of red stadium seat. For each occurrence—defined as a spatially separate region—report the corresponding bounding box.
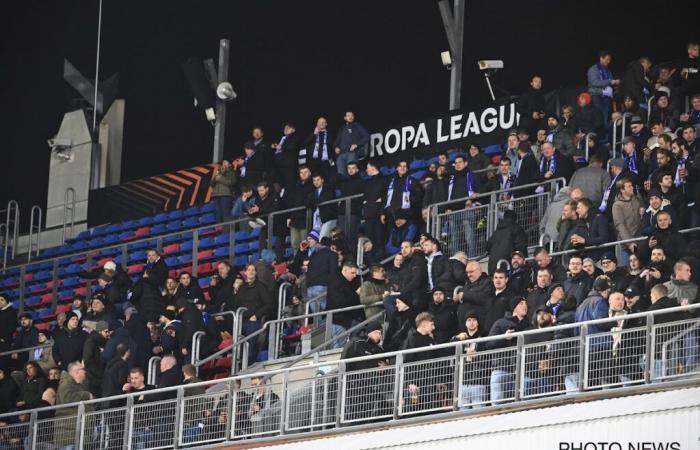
[162,244,180,255]
[127,264,145,275]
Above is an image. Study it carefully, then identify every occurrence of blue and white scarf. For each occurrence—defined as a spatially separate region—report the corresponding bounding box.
[386,175,413,209]
[599,171,623,213]
[625,150,639,175]
[448,171,476,200]
[312,131,329,161]
[539,154,557,177]
[596,62,613,98]
[275,135,288,155]
[675,155,688,187]
[313,188,323,229]
[500,173,515,191]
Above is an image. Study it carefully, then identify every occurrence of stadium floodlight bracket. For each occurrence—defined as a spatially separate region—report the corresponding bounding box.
[438,0,465,110]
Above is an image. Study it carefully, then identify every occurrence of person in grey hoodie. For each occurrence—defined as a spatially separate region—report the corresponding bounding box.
[539,187,572,243]
[612,178,643,256]
[663,260,698,307]
[569,155,611,209]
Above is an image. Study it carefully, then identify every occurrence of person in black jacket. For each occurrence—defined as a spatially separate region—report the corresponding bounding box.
[487,297,531,404]
[514,141,540,197]
[620,57,653,106]
[82,321,111,397]
[303,117,334,180]
[102,344,130,406]
[338,161,364,244]
[539,141,574,184]
[173,272,204,310]
[428,288,456,345]
[639,211,687,264]
[10,313,38,370]
[436,253,467,298]
[308,172,338,239]
[124,307,152,372]
[284,165,314,250]
[486,210,528,275]
[177,299,206,364]
[384,242,428,350]
[508,251,532,297]
[236,141,268,187]
[229,264,272,364]
[326,262,363,347]
[383,159,423,224]
[209,260,235,312]
[421,236,449,293]
[451,312,488,408]
[533,247,568,282]
[249,181,279,248]
[570,198,612,261]
[271,123,300,190]
[132,249,169,323]
[517,75,547,136]
[0,295,17,369]
[52,312,88,371]
[0,368,19,414]
[362,160,387,260]
[95,273,123,317]
[564,255,594,306]
[455,261,493,330]
[401,312,442,411]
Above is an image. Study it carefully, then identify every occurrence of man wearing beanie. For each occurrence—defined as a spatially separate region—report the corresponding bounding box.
[52,311,88,371]
[303,229,338,313]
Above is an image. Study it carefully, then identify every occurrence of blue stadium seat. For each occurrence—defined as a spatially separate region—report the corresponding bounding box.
[411,170,426,180]
[215,234,230,245]
[120,220,139,231]
[213,246,230,259]
[199,213,216,225]
[153,212,169,223]
[199,237,216,249]
[106,223,121,234]
[100,247,121,257]
[233,255,247,267]
[103,234,120,245]
[201,202,215,213]
[88,238,105,248]
[35,271,52,282]
[380,166,395,176]
[180,253,193,263]
[198,277,209,288]
[234,230,250,241]
[182,217,199,228]
[137,216,155,227]
[149,224,165,235]
[427,156,439,165]
[250,228,262,238]
[234,243,249,254]
[248,252,260,262]
[184,205,201,217]
[75,230,92,241]
[127,251,146,264]
[167,209,184,221]
[113,255,122,265]
[483,144,501,155]
[25,296,41,308]
[165,256,179,267]
[249,241,260,252]
[181,240,194,252]
[118,231,133,241]
[410,160,428,171]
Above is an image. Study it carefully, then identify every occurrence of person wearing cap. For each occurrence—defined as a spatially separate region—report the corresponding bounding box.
[564,255,594,306]
[82,320,111,396]
[428,288,457,345]
[650,90,680,130]
[624,284,648,314]
[640,189,678,236]
[629,115,650,147]
[341,321,386,372]
[569,154,611,211]
[622,136,648,189]
[303,228,338,314]
[385,210,417,256]
[83,294,117,330]
[485,209,527,275]
[10,312,38,370]
[576,276,613,334]
[544,116,576,159]
[508,250,532,297]
[570,197,611,261]
[52,312,88,371]
[600,253,629,293]
[487,296,531,404]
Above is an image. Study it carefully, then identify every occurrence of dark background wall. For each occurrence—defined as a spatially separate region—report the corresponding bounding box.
[1,0,698,228]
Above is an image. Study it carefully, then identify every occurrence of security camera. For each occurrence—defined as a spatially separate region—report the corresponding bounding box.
[47,137,72,150]
[216,82,237,101]
[478,60,504,71]
[441,51,452,70]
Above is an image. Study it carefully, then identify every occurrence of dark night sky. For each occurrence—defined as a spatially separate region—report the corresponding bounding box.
[1,0,698,228]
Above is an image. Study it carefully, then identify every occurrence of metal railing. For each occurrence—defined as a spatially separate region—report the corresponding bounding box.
[27,205,43,262]
[62,187,76,244]
[428,178,565,258]
[2,303,698,449]
[1,200,19,272]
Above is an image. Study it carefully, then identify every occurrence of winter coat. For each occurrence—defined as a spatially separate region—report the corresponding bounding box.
[228,280,272,321]
[576,290,609,334]
[549,125,577,159]
[338,173,364,215]
[436,258,467,296]
[362,174,387,220]
[612,194,642,241]
[307,186,338,223]
[456,273,493,329]
[486,314,532,369]
[341,337,385,372]
[327,272,363,329]
[570,165,611,208]
[539,189,571,243]
[428,300,457,344]
[640,201,678,237]
[663,278,699,306]
[210,166,236,197]
[306,245,338,288]
[397,253,428,312]
[0,304,17,342]
[640,225,687,263]
[101,356,129,402]
[238,150,267,186]
[564,272,594,306]
[359,278,388,319]
[334,122,370,154]
[384,173,423,221]
[82,331,108,395]
[130,278,166,323]
[402,328,437,364]
[486,216,528,275]
[571,105,603,136]
[385,222,417,256]
[55,372,93,447]
[179,303,206,354]
[514,153,540,197]
[620,61,651,106]
[20,375,47,408]
[53,327,88,371]
[124,313,151,372]
[285,179,314,228]
[572,212,611,260]
[0,375,19,414]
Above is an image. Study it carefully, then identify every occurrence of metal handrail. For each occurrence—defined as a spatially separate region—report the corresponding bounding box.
[27,205,43,262]
[426,177,566,236]
[660,319,700,374]
[356,236,370,268]
[2,200,19,271]
[0,342,53,358]
[535,225,700,260]
[147,355,161,386]
[62,187,76,244]
[4,302,699,422]
[539,232,554,254]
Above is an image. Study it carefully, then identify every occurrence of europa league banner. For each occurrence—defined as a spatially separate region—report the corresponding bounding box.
[369,101,520,159]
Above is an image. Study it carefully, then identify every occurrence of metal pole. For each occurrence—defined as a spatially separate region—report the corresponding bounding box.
[212,39,230,163]
[439,0,465,110]
[92,0,103,134]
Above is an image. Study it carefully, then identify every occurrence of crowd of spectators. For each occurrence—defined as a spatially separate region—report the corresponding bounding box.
[0,42,699,438]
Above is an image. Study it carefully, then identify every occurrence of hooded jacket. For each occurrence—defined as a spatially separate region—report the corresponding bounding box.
[359,278,389,319]
[663,278,699,306]
[486,214,528,275]
[612,193,642,241]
